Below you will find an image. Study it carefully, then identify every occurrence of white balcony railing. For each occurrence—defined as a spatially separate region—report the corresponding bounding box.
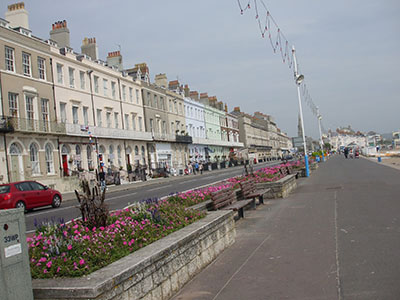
[192,137,244,148]
[65,123,153,141]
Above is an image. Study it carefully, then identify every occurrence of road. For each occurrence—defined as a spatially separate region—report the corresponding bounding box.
[172,155,400,300]
[24,161,282,233]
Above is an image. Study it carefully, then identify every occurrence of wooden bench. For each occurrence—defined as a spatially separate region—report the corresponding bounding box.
[239,178,271,205]
[210,187,255,219]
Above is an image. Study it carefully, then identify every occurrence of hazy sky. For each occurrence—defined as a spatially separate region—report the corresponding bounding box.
[3,0,400,138]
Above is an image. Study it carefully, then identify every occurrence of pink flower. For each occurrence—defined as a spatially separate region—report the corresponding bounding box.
[67,244,72,250]
[46,261,52,268]
[56,267,61,273]
[79,259,85,266]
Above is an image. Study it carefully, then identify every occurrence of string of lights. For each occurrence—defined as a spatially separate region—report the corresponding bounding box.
[237,0,327,133]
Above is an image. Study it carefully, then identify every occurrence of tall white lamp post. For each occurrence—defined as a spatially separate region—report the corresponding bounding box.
[292,46,309,177]
[317,107,325,162]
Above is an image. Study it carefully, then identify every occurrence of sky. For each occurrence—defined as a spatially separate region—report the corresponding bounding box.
[3,0,400,138]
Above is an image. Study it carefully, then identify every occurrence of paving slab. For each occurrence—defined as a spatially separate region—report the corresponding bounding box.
[171,155,400,300]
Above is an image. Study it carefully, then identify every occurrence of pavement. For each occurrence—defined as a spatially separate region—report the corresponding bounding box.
[171,155,400,300]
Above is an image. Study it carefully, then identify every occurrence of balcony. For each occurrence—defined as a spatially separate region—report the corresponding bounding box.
[0,116,14,133]
[65,123,153,141]
[192,137,244,148]
[8,117,65,134]
[152,132,176,142]
[176,135,192,144]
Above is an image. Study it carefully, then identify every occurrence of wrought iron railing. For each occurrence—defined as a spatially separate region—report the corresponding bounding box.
[0,116,14,133]
[8,117,66,134]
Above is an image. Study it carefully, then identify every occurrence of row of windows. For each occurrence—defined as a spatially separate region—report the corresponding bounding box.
[5,46,46,80]
[9,142,55,175]
[58,102,144,131]
[148,118,185,134]
[55,63,141,104]
[7,92,50,123]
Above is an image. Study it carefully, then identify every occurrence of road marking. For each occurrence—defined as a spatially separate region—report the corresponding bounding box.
[27,206,72,218]
[334,191,343,300]
[152,185,172,191]
[212,234,271,300]
[106,192,137,202]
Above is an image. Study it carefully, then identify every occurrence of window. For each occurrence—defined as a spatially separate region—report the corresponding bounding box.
[75,145,82,170]
[132,115,136,131]
[169,100,173,112]
[83,107,89,126]
[174,102,178,114]
[135,89,140,104]
[117,146,122,167]
[103,79,108,96]
[37,57,46,80]
[60,103,67,122]
[125,114,129,130]
[106,112,111,128]
[129,87,133,102]
[138,116,143,131]
[22,52,31,76]
[8,93,18,117]
[16,182,33,191]
[122,85,126,101]
[57,64,63,84]
[154,95,158,108]
[141,146,146,164]
[45,143,54,174]
[72,106,79,124]
[5,46,15,72]
[80,71,85,89]
[179,103,182,115]
[41,98,49,131]
[109,145,114,165]
[87,145,93,170]
[160,97,164,110]
[68,67,75,88]
[97,109,102,127]
[94,76,99,93]
[145,92,150,106]
[149,118,154,132]
[157,119,161,133]
[171,122,175,133]
[25,95,34,120]
[114,112,119,128]
[29,143,40,175]
[162,121,166,133]
[111,82,116,99]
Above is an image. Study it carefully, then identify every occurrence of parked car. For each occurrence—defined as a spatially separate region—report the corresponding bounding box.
[0,181,62,212]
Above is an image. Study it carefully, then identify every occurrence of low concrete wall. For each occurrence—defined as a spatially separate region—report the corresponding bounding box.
[256,174,297,198]
[32,210,236,300]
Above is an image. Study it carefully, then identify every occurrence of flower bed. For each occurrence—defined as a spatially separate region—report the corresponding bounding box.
[28,199,206,279]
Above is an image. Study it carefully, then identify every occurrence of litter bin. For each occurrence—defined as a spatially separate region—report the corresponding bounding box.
[377,156,382,162]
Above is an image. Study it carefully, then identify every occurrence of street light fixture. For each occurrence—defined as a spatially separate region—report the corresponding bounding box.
[317,108,324,162]
[292,46,310,177]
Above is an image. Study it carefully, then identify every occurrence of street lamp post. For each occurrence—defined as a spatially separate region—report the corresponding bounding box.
[317,107,325,162]
[292,46,309,177]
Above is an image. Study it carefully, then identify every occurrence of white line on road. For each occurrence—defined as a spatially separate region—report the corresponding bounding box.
[334,191,343,300]
[152,185,172,191]
[106,192,137,202]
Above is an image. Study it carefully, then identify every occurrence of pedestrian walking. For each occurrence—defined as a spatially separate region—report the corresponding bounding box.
[199,163,204,174]
[99,168,106,192]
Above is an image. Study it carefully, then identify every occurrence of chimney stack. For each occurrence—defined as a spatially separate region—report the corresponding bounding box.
[199,93,209,105]
[233,106,241,112]
[81,37,98,60]
[155,73,168,88]
[50,20,70,48]
[106,50,123,71]
[5,2,29,29]
[189,91,199,101]
[184,84,190,97]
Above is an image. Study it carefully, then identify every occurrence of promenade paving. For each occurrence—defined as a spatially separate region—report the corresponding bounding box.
[171,155,400,300]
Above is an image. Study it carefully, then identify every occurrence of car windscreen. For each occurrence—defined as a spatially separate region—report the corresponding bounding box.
[0,185,10,194]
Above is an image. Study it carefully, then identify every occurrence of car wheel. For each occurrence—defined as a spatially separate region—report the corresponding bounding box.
[15,201,26,212]
[52,195,62,208]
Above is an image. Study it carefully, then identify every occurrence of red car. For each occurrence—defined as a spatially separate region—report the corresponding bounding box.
[0,181,62,212]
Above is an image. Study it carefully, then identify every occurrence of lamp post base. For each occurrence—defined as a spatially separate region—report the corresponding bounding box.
[304,154,310,177]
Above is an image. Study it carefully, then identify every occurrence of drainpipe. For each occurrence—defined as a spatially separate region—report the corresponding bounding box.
[0,71,11,182]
